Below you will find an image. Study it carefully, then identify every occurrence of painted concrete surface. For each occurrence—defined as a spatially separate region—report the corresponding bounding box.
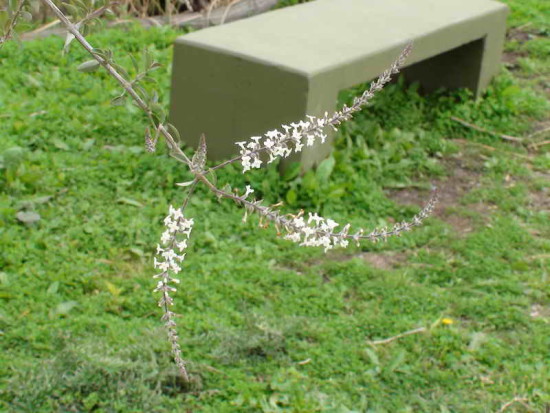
[170,0,508,167]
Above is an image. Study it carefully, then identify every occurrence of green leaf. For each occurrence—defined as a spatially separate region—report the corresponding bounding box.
[82,139,95,151]
[365,348,380,367]
[282,162,301,181]
[55,301,78,316]
[129,54,140,72]
[47,281,59,295]
[16,211,40,224]
[20,11,32,22]
[327,187,346,199]
[111,95,126,106]
[1,146,26,170]
[116,198,143,208]
[149,62,162,70]
[52,138,69,150]
[105,281,122,297]
[166,123,180,142]
[286,189,297,205]
[77,60,101,73]
[316,156,335,182]
[302,170,318,192]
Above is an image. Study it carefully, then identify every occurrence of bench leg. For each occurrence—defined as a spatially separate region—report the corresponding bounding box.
[402,38,485,95]
[401,13,507,96]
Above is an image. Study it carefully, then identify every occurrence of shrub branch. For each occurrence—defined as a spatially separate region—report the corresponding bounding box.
[40,0,190,165]
[24,1,438,381]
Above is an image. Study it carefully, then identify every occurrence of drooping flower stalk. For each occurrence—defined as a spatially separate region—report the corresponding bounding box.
[153,204,194,381]
[200,177,438,252]
[152,180,197,381]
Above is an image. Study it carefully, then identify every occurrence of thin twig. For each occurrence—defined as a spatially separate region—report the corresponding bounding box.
[78,1,118,27]
[220,0,243,25]
[205,0,220,26]
[512,22,532,32]
[452,139,532,160]
[22,18,60,36]
[181,179,199,211]
[368,327,427,345]
[0,0,25,50]
[530,139,550,149]
[497,396,530,412]
[527,126,550,139]
[451,116,523,143]
[40,0,191,166]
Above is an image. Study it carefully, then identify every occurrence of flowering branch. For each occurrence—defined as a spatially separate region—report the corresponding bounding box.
[152,180,197,381]
[19,1,438,382]
[200,176,438,252]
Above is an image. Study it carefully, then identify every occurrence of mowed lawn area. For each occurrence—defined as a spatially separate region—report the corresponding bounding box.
[0,0,548,411]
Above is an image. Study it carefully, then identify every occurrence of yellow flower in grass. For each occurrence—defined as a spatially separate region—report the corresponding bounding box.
[442,318,454,325]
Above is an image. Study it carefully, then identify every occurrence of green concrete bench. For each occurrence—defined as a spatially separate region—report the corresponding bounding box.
[169,0,508,168]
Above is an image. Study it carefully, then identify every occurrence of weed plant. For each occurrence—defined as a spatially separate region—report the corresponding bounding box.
[0,0,549,411]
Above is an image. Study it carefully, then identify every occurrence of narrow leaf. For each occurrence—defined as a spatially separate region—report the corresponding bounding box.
[116,197,143,208]
[111,95,126,106]
[77,60,100,73]
[176,180,195,187]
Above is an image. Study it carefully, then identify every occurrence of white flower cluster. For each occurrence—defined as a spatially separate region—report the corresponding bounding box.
[152,204,194,381]
[283,212,350,252]
[236,116,329,172]
[154,205,193,300]
[235,44,413,174]
[233,184,436,254]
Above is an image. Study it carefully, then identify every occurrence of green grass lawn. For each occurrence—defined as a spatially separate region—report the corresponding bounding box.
[0,1,549,411]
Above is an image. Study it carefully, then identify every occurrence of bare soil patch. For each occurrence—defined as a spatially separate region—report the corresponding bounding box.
[529,171,550,212]
[390,150,491,236]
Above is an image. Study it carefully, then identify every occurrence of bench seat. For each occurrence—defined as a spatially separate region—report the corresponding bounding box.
[170,0,508,168]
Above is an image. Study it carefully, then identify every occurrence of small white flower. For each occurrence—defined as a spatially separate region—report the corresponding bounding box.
[161,230,172,244]
[168,220,180,233]
[169,205,183,220]
[154,258,169,272]
[251,157,262,169]
[170,262,181,274]
[244,185,254,198]
[175,240,187,251]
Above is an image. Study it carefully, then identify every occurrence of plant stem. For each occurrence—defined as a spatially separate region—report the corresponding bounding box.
[198,173,437,243]
[39,0,191,165]
[0,0,25,50]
